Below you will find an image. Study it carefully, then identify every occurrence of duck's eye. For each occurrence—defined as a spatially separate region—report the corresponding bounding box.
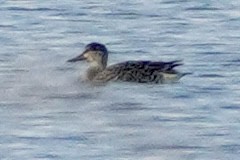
[93,46,99,50]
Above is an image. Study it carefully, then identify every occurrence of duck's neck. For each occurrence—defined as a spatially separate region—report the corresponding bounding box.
[86,63,106,81]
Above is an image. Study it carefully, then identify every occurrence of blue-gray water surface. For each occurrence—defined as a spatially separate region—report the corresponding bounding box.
[0,0,240,160]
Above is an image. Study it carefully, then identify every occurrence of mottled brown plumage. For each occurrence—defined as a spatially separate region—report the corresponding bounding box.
[68,43,188,84]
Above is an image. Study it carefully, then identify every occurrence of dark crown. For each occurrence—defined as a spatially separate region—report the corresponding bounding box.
[86,42,108,53]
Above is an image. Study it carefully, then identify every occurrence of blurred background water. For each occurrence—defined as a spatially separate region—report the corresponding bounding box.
[0,0,240,159]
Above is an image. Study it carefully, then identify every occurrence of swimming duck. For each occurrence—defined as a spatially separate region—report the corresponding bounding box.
[67,42,188,83]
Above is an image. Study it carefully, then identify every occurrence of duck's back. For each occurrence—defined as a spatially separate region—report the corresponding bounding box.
[93,60,185,83]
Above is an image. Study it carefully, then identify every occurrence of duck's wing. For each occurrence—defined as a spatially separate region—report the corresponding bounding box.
[130,60,183,72]
[93,60,184,83]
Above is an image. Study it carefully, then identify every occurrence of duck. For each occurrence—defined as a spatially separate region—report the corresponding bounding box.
[67,42,189,84]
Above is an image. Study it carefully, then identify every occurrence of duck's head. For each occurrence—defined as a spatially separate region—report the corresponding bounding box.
[68,42,108,68]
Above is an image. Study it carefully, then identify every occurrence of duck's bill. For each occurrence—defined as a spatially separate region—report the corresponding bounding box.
[67,53,86,62]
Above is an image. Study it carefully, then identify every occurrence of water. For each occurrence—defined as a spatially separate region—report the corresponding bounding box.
[0,0,240,159]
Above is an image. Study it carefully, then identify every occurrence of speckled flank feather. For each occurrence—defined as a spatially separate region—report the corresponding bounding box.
[93,60,184,83]
[68,43,189,84]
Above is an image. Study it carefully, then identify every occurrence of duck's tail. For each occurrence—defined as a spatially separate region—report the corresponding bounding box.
[161,72,192,83]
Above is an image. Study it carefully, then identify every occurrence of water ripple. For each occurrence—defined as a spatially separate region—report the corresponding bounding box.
[6,7,64,12]
[221,105,240,110]
[18,135,88,142]
[198,74,225,78]
[44,93,96,100]
[135,144,207,152]
[105,102,147,112]
[185,7,222,11]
